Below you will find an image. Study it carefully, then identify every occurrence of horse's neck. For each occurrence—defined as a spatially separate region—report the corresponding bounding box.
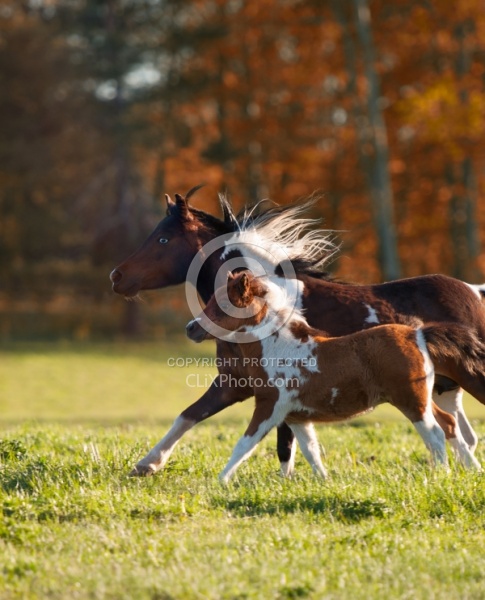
[194,243,228,305]
[222,231,279,276]
[235,339,264,365]
[196,259,218,304]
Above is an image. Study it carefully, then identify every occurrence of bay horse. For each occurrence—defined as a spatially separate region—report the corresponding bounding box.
[186,271,483,482]
[110,188,485,477]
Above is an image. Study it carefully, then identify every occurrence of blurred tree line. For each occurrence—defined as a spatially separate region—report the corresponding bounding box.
[0,0,484,339]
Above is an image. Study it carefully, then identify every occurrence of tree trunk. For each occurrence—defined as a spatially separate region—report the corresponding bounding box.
[447,21,481,281]
[353,0,400,281]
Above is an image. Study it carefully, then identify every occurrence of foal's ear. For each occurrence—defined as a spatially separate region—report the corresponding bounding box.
[227,270,235,280]
[174,193,194,221]
[237,272,252,302]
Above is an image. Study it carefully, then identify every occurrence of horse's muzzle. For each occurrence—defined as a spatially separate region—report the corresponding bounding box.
[186,319,207,343]
[110,269,122,284]
[109,268,140,297]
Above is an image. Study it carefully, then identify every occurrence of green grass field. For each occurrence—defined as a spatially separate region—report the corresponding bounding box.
[1,341,485,599]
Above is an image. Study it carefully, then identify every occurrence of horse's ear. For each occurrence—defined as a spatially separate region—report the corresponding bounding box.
[174,193,193,221]
[227,270,235,280]
[165,194,175,215]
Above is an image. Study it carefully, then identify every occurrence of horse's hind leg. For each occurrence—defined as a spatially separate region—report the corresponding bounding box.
[402,394,448,467]
[433,387,478,453]
[290,423,327,478]
[432,403,482,470]
[277,423,296,477]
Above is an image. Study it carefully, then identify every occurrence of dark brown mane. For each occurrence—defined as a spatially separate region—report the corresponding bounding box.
[189,207,233,235]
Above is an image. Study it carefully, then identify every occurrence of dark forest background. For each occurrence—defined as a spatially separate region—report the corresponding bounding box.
[1,0,484,339]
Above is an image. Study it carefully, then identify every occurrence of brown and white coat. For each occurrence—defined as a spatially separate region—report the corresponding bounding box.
[187,272,483,482]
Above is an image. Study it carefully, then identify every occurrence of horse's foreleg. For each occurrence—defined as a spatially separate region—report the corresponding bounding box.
[433,388,478,454]
[130,377,252,477]
[277,423,296,477]
[289,423,327,478]
[219,400,281,484]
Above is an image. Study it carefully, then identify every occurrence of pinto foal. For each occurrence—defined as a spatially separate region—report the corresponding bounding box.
[186,272,483,482]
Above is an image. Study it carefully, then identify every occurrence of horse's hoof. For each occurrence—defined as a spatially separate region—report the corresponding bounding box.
[279,462,294,478]
[129,464,156,477]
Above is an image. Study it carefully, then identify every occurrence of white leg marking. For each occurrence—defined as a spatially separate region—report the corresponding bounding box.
[131,416,195,476]
[413,407,448,467]
[219,411,283,483]
[280,437,297,478]
[433,389,478,454]
[448,436,482,470]
[413,331,447,465]
[290,423,327,478]
[219,432,266,484]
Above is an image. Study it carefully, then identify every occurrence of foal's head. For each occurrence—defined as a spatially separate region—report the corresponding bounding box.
[186,271,269,343]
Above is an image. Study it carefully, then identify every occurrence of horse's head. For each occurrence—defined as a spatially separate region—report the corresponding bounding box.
[186,271,268,343]
[110,186,231,298]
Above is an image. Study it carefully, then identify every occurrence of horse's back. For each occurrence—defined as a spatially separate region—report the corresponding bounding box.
[301,273,485,337]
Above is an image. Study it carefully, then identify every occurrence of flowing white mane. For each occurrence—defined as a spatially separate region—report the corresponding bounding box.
[220,195,340,274]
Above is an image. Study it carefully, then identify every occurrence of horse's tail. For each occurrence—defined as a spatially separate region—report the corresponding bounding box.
[422,323,485,375]
[421,323,485,403]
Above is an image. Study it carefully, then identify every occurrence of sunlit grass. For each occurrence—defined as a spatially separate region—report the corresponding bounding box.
[1,341,485,599]
[2,340,485,424]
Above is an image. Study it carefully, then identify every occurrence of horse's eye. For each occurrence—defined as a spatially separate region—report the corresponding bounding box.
[159,238,169,244]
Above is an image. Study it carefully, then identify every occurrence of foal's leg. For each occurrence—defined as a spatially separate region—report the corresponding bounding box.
[130,377,252,476]
[432,404,482,470]
[433,388,478,453]
[412,404,448,467]
[277,423,297,478]
[219,402,282,484]
[290,423,327,478]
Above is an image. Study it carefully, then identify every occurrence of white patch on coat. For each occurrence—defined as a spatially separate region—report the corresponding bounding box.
[415,328,435,398]
[240,278,320,399]
[239,276,308,343]
[363,303,380,324]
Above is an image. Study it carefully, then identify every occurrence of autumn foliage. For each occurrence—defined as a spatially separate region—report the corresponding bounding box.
[0,0,484,337]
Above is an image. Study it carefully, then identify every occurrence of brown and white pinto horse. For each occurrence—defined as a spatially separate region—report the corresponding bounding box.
[110,189,485,477]
[186,271,483,481]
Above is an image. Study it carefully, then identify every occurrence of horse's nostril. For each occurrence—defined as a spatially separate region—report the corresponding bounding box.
[110,269,122,284]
